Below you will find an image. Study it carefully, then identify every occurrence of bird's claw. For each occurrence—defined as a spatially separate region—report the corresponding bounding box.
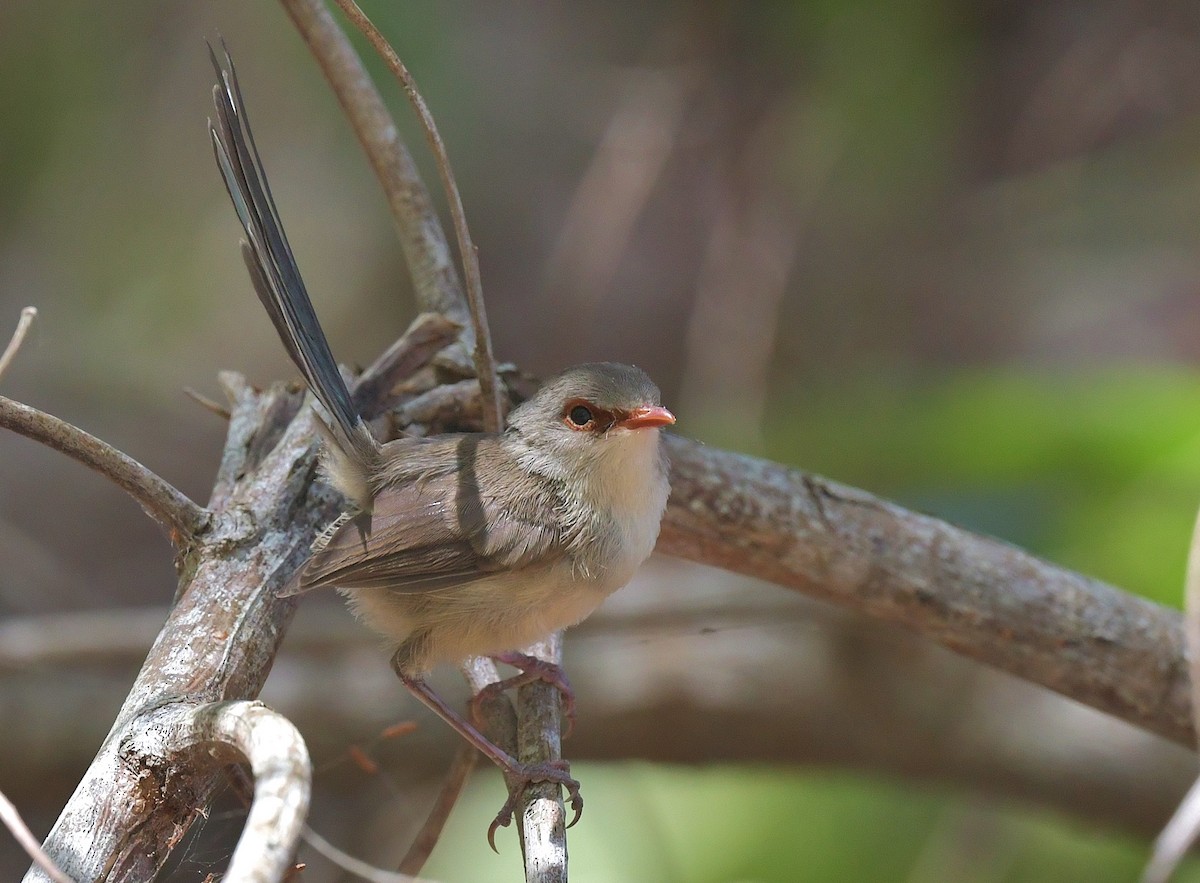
[486,759,584,851]
[475,652,578,738]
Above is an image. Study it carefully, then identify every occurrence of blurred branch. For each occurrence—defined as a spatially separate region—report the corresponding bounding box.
[1141,502,1200,883]
[5,591,1192,839]
[330,0,503,432]
[302,824,425,882]
[0,306,37,383]
[0,788,71,883]
[0,395,210,549]
[278,0,468,327]
[397,743,476,876]
[658,436,1193,747]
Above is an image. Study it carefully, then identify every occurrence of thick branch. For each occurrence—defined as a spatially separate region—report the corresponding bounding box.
[22,382,338,883]
[0,395,209,547]
[128,701,311,883]
[658,435,1192,746]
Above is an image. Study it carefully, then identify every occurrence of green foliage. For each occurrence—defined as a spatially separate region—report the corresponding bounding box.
[428,765,1195,882]
[766,369,1200,606]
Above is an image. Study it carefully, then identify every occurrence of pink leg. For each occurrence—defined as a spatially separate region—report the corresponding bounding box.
[470,650,577,738]
[394,662,583,849]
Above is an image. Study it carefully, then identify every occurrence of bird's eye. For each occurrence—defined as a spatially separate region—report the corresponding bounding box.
[567,404,594,427]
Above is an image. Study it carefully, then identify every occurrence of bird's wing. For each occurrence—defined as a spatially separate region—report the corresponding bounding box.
[289,436,565,594]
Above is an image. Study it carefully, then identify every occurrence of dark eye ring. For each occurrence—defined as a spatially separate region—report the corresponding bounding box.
[567,405,593,427]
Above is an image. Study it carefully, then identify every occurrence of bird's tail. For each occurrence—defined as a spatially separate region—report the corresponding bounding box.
[208,43,376,508]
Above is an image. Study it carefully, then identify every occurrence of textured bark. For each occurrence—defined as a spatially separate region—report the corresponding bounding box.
[658,435,1191,746]
[22,379,333,883]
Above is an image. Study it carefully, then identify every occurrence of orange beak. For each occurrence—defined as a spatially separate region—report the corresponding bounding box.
[618,405,676,430]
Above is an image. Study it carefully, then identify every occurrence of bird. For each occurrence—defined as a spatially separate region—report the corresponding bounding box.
[207,46,675,842]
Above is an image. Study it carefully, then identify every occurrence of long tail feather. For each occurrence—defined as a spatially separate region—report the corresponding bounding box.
[208,42,370,465]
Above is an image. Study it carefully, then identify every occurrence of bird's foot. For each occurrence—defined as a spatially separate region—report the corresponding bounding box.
[487,758,583,852]
[471,651,577,737]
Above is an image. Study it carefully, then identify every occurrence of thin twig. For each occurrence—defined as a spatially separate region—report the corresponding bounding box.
[0,395,209,547]
[278,0,468,326]
[0,788,73,883]
[302,825,427,883]
[398,743,477,875]
[0,306,37,382]
[331,0,504,433]
[183,387,232,421]
[1140,502,1200,883]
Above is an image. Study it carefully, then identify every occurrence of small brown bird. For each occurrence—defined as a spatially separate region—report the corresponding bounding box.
[208,48,674,839]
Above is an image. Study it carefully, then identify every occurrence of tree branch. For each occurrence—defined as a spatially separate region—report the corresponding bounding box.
[21,381,338,883]
[0,395,210,549]
[125,701,311,883]
[0,306,37,383]
[330,0,504,432]
[277,0,468,326]
[517,634,568,883]
[657,434,1192,747]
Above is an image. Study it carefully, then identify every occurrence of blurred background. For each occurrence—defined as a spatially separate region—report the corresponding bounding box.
[4,0,1200,880]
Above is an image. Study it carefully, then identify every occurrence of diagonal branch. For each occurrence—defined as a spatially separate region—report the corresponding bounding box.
[0,395,210,548]
[331,0,503,433]
[278,0,468,326]
[0,306,37,382]
[658,434,1193,747]
[0,788,72,883]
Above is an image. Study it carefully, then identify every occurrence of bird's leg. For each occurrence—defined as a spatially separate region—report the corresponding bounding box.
[470,650,578,738]
[391,653,583,849]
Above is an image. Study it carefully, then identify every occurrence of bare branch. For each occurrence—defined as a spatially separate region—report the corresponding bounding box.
[0,306,37,383]
[278,0,468,325]
[517,634,568,883]
[658,435,1193,747]
[0,394,210,547]
[330,0,503,433]
[22,384,340,883]
[303,825,427,882]
[0,788,72,883]
[397,743,476,876]
[138,701,311,883]
[184,386,233,421]
[352,312,461,418]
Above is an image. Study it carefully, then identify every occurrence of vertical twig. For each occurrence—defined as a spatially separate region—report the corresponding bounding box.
[330,0,504,433]
[1140,503,1200,883]
[517,634,568,883]
[278,0,468,328]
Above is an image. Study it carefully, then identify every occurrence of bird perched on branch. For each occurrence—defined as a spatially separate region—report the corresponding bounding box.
[208,46,674,842]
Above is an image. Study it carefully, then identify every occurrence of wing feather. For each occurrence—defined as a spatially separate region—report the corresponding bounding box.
[293,435,565,594]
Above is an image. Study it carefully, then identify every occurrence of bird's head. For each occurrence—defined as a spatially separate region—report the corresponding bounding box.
[506,362,675,482]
